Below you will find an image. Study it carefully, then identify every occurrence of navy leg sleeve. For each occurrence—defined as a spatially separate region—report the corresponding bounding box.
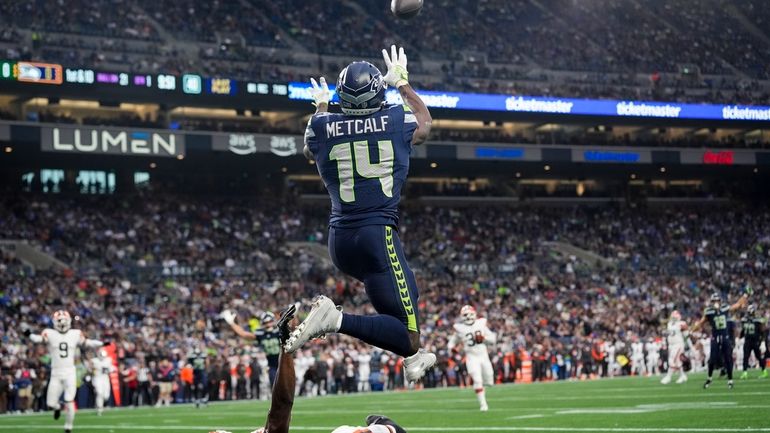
[329,225,420,357]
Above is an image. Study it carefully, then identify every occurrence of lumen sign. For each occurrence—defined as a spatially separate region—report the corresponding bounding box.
[42,126,185,157]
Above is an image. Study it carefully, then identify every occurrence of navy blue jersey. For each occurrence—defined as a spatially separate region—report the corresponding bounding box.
[188,352,207,372]
[254,328,282,368]
[305,104,418,228]
[741,316,764,340]
[704,306,731,338]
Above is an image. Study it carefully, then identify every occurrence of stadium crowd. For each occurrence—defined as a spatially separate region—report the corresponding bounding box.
[1,193,768,412]
[2,0,770,104]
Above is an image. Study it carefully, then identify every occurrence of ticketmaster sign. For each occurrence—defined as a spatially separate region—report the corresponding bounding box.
[41,126,185,157]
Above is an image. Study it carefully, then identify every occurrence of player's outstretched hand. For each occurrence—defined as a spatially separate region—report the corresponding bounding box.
[309,77,332,107]
[220,309,237,325]
[277,303,298,344]
[743,284,753,297]
[382,45,409,88]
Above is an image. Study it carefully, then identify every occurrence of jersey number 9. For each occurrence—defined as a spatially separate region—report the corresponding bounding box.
[329,140,394,203]
[59,342,69,358]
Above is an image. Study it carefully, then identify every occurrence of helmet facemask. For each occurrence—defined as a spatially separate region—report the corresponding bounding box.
[460,305,477,325]
[52,310,72,333]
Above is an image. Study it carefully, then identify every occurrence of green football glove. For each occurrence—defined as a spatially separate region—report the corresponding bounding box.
[382,45,409,88]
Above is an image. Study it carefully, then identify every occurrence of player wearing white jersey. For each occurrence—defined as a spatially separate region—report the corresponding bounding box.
[661,310,689,385]
[29,310,103,433]
[631,337,647,376]
[357,349,372,392]
[447,305,497,411]
[645,338,661,375]
[91,349,115,416]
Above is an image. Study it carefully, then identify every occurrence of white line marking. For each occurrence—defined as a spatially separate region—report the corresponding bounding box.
[556,401,739,415]
[506,414,546,419]
[0,426,769,432]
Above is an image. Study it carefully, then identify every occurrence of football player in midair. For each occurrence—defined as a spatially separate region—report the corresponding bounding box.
[692,292,748,389]
[91,349,115,416]
[660,310,690,384]
[29,310,103,433]
[447,305,497,411]
[284,45,435,383]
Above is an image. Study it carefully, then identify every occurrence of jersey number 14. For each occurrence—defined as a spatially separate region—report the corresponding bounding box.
[329,140,394,203]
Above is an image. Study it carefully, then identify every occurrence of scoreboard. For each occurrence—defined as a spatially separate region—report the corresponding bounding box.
[0,60,287,99]
[1,61,63,85]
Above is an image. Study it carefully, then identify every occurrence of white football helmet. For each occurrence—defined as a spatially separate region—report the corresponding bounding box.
[670,310,681,321]
[460,305,477,325]
[98,349,109,359]
[52,310,72,333]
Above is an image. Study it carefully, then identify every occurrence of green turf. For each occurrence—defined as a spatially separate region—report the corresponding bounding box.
[1,373,769,432]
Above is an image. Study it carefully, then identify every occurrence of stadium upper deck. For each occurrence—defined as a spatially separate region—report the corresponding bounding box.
[1,0,769,105]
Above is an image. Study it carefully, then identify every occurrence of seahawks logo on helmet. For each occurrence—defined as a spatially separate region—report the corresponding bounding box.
[337,61,387,116]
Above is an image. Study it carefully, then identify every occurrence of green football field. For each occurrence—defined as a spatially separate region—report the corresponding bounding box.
[1,373,769,433]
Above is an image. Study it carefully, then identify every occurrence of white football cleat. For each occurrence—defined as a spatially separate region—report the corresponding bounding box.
[480,403,489,412]
[676,375,688,384]
[660,375,671,385]
[284,295,342,353]
[404,349,437,382]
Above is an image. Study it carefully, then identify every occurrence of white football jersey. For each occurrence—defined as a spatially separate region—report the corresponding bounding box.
[631,341,645,357]
[92,357,115,379]
[645,341,660,358]
[452,318,496,357]
[357,353,372,373]
[42,328,84,373]
[666,320,687,347]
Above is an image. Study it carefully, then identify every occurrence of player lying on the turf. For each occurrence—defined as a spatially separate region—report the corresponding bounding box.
[211,305,409,433]
[284,45,435,383]
[28,310,103,433]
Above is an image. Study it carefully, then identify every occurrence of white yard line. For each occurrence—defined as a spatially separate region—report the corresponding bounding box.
[1,425,770,432]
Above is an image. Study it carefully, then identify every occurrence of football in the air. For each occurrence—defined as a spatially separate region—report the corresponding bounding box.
[391,0,423,19]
